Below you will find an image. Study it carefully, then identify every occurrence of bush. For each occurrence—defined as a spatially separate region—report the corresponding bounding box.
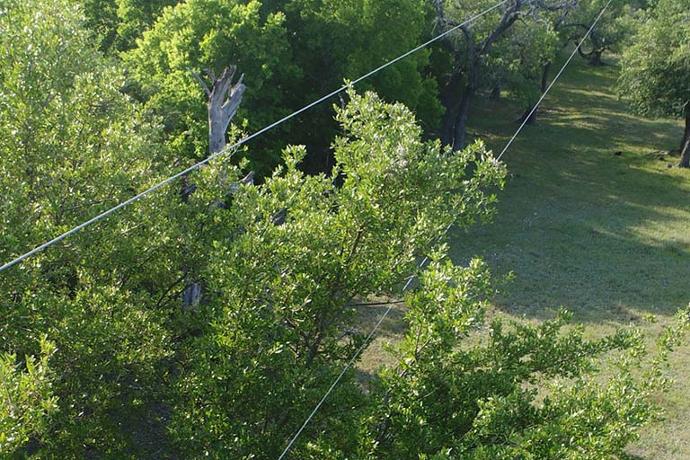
[0,338,57,456]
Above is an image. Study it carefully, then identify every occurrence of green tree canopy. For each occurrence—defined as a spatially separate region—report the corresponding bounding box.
[0,0,177,454]
[619,0,690,165]
[81,0,179,51]
[169,89,505,457]
[125,0,443,174]
[125,0,296,170]
[0,338,57,456]
[2,0,689,458]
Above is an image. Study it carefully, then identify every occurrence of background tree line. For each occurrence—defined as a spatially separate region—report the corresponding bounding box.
[1,0,688,457]
[82,0,690,170]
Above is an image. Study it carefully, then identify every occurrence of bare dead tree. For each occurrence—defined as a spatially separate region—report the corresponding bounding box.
[193,65,246,155]
[178,66,247,310]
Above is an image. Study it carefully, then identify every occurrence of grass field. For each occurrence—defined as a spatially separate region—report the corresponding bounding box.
[359,57,690,459]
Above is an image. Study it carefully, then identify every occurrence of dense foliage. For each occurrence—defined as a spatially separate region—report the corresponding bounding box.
[360,269,689,460]
[82,0,178,51]
[167,90,505,457]
[1,0,689,458]
[125,0,296,168]
[0,0,179,454]
[125,0,442,174]
[0,338,57,455]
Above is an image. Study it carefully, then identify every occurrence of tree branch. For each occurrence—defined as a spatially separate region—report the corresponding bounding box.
[191,70,211,97]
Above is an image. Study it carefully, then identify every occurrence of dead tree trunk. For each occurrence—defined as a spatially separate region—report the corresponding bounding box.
[180,66,246,309]
[195,66,246,155]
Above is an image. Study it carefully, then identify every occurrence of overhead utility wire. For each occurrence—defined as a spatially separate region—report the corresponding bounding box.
[0,0,509,275]
[276,1,614,458]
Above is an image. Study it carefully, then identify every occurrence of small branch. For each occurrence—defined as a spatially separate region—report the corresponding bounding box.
[206,67,216,82]
[155,273,186,308]
[191,71,211,97]
[348,299,406,308]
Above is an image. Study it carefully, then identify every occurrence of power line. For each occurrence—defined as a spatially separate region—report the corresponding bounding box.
[0,0,509,275]
[276,1,613,458]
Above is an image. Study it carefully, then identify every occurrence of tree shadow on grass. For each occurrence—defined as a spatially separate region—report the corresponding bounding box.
[353,301,407,339]
[453,59,690,324]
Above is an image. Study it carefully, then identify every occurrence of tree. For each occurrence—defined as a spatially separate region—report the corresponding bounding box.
[164,90,689,460]
[561,0,638,66]
[619,0,690,167]
[0,0,179,454]
[0,338,57,457]
[3,1,689,457]
[486,12,560,124]
[125,0,297,173]
[168,90,506,457]
[81,0,120,50]
[276,0,443,170]
[354,267,690,459]
[125,0,443,175]
[193,66,246,155]
[431,0,560,148]
[81,0,179,51]
[114,0,180,50]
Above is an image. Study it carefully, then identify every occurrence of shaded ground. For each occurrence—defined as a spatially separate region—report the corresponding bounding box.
[359,58,690,459]
[455,60,689,323]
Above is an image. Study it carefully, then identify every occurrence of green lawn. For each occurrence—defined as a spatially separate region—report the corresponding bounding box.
[360,58,690,459]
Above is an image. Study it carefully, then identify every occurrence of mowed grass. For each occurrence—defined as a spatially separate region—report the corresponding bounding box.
[359,57,690,459]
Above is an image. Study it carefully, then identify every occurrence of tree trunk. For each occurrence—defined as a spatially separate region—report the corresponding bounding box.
[452,87,473,149]
[447,55,480,150]
[206,67,246,155]
[588,50,603,66]
[680,107,690,168]
[680,140,690,168]
[181,66,246,310]
[517,63,551,126]
[680,105,690,151]
[541,62,551,93]
[519,106,537,125]
[434,0,522,149]
[490,84,501,100]
[678,105,690,168]
[440,72,464,147]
